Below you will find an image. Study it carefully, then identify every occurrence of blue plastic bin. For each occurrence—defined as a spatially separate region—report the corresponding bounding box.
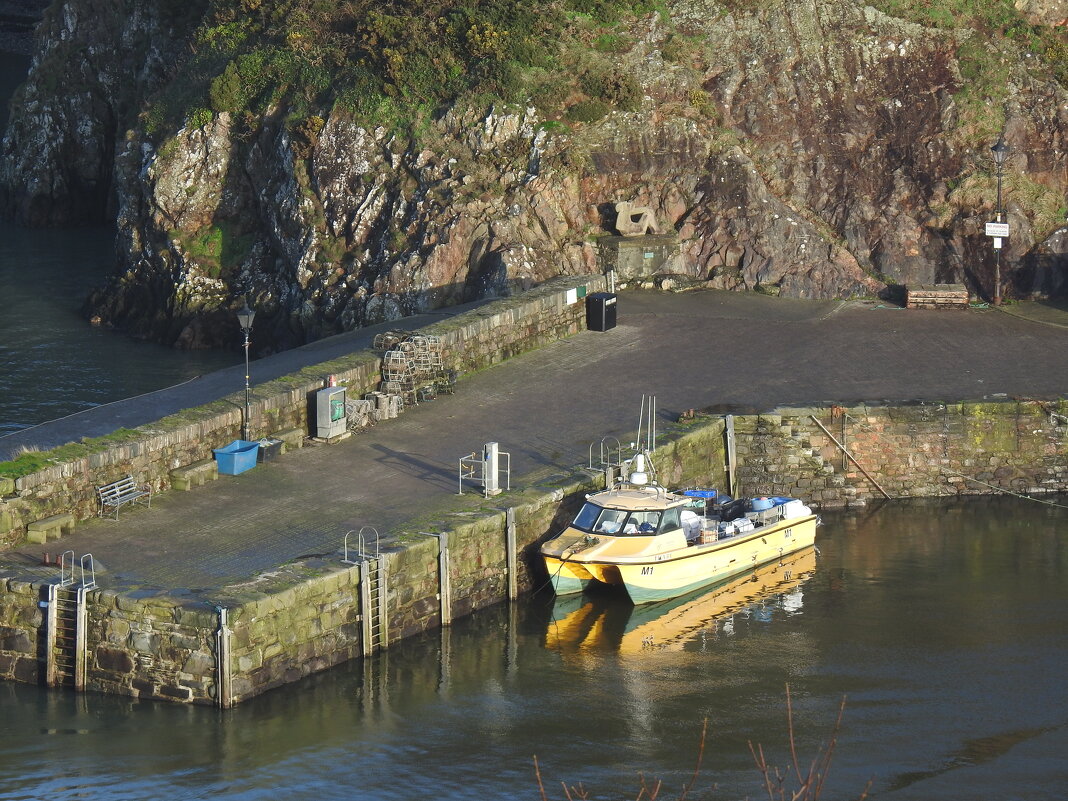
[213,440,260,475]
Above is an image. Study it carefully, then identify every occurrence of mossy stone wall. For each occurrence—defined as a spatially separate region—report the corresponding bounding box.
[735,401,1068,504]
[3,400,1065,705]
[0,579,40,685]
[0,275,603,546]
[86,591,219,702]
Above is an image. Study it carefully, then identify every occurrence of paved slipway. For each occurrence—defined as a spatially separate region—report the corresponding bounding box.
[3,291,1068,595]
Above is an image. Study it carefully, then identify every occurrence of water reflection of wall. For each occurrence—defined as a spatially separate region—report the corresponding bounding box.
[820,496,1068,652]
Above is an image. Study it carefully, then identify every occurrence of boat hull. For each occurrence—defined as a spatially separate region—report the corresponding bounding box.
[547,516,817,604]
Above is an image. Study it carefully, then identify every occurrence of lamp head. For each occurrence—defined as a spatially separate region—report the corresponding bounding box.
[236,300,255,332]
[990,137,1009,166]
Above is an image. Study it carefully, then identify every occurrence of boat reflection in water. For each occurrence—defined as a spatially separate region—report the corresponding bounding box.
[543,547,817,654]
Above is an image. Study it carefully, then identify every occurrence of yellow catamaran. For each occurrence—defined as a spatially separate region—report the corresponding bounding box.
[545,546,818,653]
[540,453,819,604]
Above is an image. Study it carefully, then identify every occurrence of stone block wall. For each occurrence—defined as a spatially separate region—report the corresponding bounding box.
[0,579,40,684]
[227,565,364,703]
[653,415,729,491]
[386,536,445,642]
[0,580,220,703]
[86,592,219,703]
[735,401,1068,505]
[223,480,595,704]
[0,275,604,546]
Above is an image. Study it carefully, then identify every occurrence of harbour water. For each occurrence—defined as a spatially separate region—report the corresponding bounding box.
[0,52,233,438]
[0,221,235,436]
[1,496,1065,800]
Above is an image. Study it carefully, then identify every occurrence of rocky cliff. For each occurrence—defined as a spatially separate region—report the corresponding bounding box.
[1,0,1065,350]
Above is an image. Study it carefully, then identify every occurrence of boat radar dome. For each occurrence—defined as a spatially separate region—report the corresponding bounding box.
[629,453,649,486]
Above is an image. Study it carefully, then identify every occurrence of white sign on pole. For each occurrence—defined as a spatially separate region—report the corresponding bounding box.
[985,222,1010,238]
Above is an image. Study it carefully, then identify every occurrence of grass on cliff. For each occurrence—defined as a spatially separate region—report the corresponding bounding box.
[140,0,1066,150]
[872,0,1068,137]
[168,221,256,280]
[142,0,663,139]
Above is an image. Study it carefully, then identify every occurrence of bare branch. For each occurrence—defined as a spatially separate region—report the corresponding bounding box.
[786,684,803,785]
[534,756,548,801]
[679,717,709,801]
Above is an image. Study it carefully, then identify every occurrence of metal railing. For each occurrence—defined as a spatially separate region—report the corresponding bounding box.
[343,526,381,564]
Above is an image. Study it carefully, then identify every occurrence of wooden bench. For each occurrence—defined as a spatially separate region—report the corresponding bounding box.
[97,476,152,519]
[26,513,76,544]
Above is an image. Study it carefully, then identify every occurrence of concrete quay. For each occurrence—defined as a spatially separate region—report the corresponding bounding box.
[1,288,1067,703]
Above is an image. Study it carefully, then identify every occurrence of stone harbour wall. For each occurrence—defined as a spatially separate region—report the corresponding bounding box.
[2,400,1065,705]
[226,483,585,704]
[0,579,39,685]
[86,592,219,703]
[734,400,1068,505]
[0,275,604,546]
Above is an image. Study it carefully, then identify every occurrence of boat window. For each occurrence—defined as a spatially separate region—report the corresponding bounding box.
[619,510,662,535]
[572,502,603,532]
[594,508,628,533]
[660,507,681,531]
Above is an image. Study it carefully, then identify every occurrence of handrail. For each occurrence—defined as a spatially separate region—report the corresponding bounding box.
[344,526,380,563]
[80,554,97,590]
[810,415,893,499]
[358,526,380,559]
[588,436,622,471]
[458,448,510,497]
[59,550,75,587]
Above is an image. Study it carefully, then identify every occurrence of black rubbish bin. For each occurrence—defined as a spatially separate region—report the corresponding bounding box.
[586,292,618,332]
[257,438,284,462]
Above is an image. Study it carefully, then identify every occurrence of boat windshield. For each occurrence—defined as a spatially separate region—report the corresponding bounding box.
[573,502,673,536]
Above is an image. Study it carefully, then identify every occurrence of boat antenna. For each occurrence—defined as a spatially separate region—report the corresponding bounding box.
[636,394,656,454]
[635,395,646,454]
[628,395,659,486]
[649,395,656,452]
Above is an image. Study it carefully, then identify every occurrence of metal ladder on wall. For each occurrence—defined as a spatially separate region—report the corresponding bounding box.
[345,528,390,712]
[45,552,96,690]
[344,528,388,657]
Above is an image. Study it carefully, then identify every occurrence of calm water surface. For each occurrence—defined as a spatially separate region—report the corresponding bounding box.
[0,52,233,436]
[1,497,1065,800]
[0,221,234,435]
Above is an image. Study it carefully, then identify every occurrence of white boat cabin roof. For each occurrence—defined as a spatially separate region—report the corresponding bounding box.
[588,485,688,512]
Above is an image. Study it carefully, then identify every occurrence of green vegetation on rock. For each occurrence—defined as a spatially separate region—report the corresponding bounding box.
[169,222,256,279]
[143,0,667,138]
[871,0,1068,137]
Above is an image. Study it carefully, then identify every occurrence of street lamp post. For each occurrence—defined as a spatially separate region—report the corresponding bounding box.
[990,137,1009,306]
[236,301,255,440]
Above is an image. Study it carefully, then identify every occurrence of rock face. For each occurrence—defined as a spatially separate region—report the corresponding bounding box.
[2,0,1066,350]
[0,1,202,225]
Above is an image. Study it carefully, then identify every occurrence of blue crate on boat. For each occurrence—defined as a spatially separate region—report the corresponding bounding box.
[213,440,260,475]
